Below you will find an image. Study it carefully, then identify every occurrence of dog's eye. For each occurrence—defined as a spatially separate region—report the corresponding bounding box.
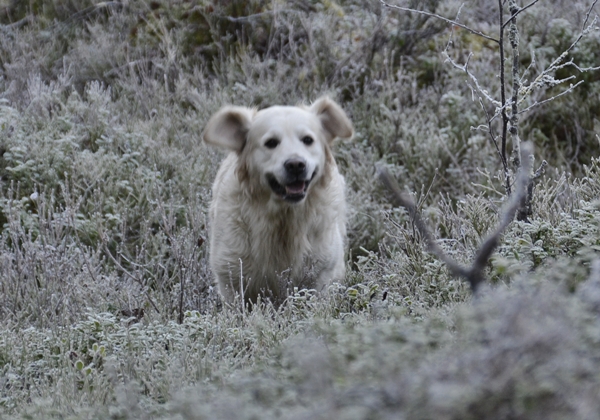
[301,136,314,146]
[264,138,279,149]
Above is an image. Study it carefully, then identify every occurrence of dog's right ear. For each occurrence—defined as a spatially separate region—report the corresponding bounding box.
[203,106,255,153]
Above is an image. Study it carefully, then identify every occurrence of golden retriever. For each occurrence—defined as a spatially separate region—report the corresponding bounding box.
[203,97,353,304]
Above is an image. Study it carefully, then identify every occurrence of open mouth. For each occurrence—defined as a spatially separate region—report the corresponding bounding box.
[267,173,315,203]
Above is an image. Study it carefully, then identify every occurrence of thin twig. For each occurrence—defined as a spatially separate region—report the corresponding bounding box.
[481,99,503,161]
[526,1,600,89]
[501,0,543,30]
[581,0,600,30]
[570,62,600,72]
[444,51,502,107]
[214,9,297,23]
[518,80,585,114]
[517,5,599,111]
[440,3,501,106]
[50,1,124,34]
[0,15,34,32]
[380,0,499,43]
[101,237,160,314]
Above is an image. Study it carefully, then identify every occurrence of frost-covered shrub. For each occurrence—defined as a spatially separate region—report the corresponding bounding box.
[0,0,599,418]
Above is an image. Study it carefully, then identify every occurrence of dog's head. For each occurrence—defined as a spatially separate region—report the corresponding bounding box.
[203,97,353,203]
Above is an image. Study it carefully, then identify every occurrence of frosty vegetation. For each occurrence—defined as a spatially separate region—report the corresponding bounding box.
[0,0,600,418]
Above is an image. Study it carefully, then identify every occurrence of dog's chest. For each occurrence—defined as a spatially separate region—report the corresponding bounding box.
[243,205,320,271]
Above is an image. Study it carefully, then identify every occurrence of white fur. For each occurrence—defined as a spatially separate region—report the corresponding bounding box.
[203,97,353,303]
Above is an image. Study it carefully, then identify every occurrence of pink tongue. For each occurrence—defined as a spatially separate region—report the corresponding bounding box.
[285,181,305,194]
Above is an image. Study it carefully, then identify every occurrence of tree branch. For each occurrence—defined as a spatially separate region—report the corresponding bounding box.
[475,97,507,173]
[377,168,469,280]
[498,0,511,195]
[0,14,33,33]
[379,0,499,44]
[377,143,534,292]
[508,0,522,171]
[443,51,502,107]
[518,80,585,114]
[519,0,600,98]
[501,0,543,30]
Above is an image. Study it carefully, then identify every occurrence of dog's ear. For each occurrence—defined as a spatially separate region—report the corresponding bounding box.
[310,97,353,143]
[203,106,255,152]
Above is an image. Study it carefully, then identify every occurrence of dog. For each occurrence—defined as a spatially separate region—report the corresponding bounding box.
[203,97,353,304]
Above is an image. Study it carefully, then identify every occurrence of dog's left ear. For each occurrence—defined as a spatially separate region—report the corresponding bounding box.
[310,97,354,143]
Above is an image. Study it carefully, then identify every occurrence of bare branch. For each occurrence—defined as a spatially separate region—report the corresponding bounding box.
[508,0,522,169]
[377,167,469,280]
[498,0,511,195]
[581,0,600,30]
[377,143,534,292]
[473,143,532,275]
[501,0,543,30]
[441,4,502,108]
[55,1,124,28]
[474,96,507,174]
[380,0,499,43]
[0,15,33,33]
[518,80,585,114]
[521,46,538,82]
[569,62,600,73]
[521,1,600,96]
[443,51,502,107]
[215,9,298,23]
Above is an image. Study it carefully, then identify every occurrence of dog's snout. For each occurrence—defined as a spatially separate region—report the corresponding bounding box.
[284,158,306,176]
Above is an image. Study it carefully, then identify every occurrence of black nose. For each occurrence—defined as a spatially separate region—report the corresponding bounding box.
[284,158,306,176]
